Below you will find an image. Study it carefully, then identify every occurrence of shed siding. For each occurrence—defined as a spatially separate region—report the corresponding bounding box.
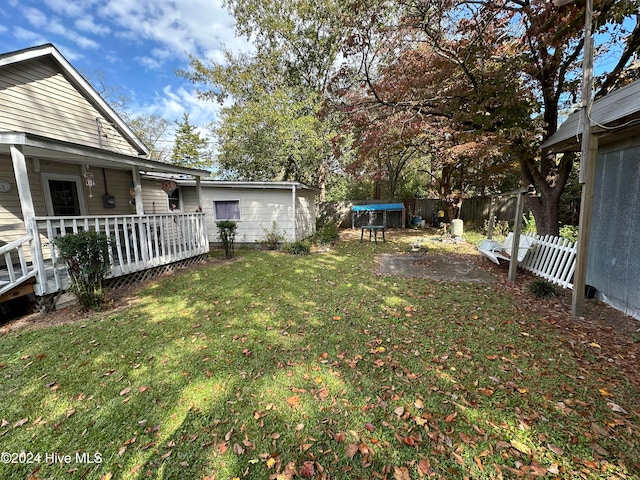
[295,189,316,240]
[181,187,294,244]
[587,144,640,319]
[0,57,139,156]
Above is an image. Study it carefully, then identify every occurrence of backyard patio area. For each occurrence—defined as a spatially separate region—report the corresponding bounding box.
[1,229,638,480]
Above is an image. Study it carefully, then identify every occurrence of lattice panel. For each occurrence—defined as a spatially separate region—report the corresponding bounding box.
[105,255,207,290]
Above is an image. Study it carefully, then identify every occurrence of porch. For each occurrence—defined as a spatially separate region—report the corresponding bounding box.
[0,212,208,301]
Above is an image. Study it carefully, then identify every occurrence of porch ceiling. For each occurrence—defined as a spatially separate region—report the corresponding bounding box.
[0,131,211,177]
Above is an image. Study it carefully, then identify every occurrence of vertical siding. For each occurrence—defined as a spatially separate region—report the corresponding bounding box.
[587,145,640,319]
[0,57,139,156]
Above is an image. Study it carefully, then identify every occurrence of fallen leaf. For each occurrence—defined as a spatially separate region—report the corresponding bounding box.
[13,418,28,428]
[509,439,531,455]
[607,401,629,414]
[365,422,375,432]
[286,395,300,407]
[394,406,405,417]
[393,465,411,480]
[66,408,76,418]
[547,444,564,455]
[417,458,431,475]
[139,386,148,393]
[299,461,315,477]
[590,442,609,456]
[345,443,358,459]
[414,399,424,409]
[119,387,131,396]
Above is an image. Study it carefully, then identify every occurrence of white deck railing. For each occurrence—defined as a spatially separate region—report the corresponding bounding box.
[0,235,38,296]
[28,213,208,295]
[520,234,577,289]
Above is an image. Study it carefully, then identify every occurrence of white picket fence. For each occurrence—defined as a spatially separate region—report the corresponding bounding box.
[520,234,577,289]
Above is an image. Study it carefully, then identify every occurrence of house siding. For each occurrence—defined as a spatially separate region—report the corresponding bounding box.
[587,142,640,320]
[1,156,143,244]
[0,57,139,156]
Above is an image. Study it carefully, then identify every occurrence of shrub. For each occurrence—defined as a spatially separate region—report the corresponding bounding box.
[527,278,559,298]
[261,221,286,250]
[216,220,237,259]
[559,225,579,243]
[314,221,340,246]
[53,230,111,310]
[522,212,536,235]
[483,215,510,237]
[283,240,311,255]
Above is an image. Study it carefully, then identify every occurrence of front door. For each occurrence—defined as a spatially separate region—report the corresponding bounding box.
[48,179,81,216]
[42,173,87,217]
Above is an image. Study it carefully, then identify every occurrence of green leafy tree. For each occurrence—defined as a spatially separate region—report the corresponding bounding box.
[171,113,212,170]
[180,0,350,199]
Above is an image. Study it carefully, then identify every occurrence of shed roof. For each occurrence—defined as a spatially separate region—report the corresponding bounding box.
[542,80,640,153]
[352,203,405,211]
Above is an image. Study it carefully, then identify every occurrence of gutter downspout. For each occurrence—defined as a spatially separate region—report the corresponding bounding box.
[291,184,297,241]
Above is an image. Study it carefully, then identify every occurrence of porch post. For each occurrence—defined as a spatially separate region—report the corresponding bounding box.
[195,176,203,211]
[507,192,526,282]
[11,145,46,292]
[10,145,36,220]
[571,133,599,316]
[131,166,144,215]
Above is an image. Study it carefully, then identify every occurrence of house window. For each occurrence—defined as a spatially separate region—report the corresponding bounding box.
[168,188,181,211]
[214,200,240,220]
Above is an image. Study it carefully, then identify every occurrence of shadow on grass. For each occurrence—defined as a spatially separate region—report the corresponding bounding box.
[0,241,638,479]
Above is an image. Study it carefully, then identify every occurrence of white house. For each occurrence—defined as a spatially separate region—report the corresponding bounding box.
[0,44,210,311]
[166,179,318,245]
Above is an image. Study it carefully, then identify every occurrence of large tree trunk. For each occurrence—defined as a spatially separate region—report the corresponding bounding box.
[519,153,573,237]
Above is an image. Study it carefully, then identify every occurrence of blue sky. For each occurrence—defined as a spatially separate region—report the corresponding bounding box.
[0,0,249,137]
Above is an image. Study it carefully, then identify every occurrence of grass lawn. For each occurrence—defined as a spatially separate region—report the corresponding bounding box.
[1,230,638,479]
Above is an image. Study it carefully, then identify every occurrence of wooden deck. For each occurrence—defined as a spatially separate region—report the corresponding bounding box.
[0,213,209,299]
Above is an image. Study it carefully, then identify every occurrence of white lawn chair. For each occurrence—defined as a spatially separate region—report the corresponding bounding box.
[478,232,535,265]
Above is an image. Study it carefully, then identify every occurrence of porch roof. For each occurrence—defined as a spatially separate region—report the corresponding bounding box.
[0,131,211,177]
[541,79,640,154]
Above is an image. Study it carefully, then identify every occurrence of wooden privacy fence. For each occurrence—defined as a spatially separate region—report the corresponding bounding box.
[520,234,577,289]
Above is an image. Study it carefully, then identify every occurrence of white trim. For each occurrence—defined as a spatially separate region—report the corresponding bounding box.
[41,172,87,216]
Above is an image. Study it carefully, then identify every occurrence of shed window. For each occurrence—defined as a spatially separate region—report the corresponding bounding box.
[214,200,240,220]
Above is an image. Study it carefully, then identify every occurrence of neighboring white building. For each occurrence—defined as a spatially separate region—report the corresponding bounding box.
[167,180,318,245]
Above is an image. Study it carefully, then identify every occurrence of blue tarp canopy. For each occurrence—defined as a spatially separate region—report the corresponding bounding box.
[352,203,404,212]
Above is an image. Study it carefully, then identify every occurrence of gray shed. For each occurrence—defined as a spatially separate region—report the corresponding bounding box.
[542,80,640,320]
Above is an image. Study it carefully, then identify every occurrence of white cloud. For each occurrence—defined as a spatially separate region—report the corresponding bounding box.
[23,7,49,28]
[12,26,48,45]
[75,15,111,36]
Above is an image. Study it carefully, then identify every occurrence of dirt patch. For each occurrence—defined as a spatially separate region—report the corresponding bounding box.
[379,252,496,283]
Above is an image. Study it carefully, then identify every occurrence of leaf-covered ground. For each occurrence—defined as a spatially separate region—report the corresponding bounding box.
[1,230,638,479]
